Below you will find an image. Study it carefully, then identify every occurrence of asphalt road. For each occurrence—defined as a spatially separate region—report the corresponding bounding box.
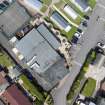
[52,1,105,105]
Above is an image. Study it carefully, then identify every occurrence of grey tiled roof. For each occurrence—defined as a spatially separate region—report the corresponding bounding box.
[16,28,61,73]
[37,24,61,50]
[0,1,30,38]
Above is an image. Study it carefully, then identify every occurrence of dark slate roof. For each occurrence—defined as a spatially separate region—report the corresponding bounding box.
[41,58,69,91]
[37,24,61,50]
[0,1,30,38]
[75,0,88,10]
[16,28,61,73]
[51,11,70,29]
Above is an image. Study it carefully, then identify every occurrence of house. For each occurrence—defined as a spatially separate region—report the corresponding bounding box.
[64,4,78,20]
[1,84,32,105]
[50,11,71,32]
[0,0,13,14]
[23,0,42,11]
[0,70,9,95]
[73,0,91,12]
[8,66,21,80]
[0,1,30,38]
[0,99,5,105]
[12,24,69,91]
[37,23,61,50]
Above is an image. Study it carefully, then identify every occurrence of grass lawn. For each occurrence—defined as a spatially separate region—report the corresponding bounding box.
[61,26,77,40]
[83,50,97,72]
[0,51,14,67]
[88,0,96,9]
[41,0,52,5]
[20,75,44,101]
[41,5,48,13]
[81,78,96,97]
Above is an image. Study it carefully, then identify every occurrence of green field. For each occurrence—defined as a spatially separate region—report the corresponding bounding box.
[0,51,14,67]
[88,0,96,9]
[61,26,77,40]
[20,75,44,101]
[41,0,52,5]
[81,78,96,97]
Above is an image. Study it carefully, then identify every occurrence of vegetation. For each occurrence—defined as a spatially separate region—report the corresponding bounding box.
[20,75,44,101]
[88,0,96,9]
[67,70,85,103]
[0,49,14,67]
[67,49,97,103]
[81,78,96,97]
[45,95,54,105]
[61,26,77,40]
[41,6,48,13]
[83,50,97,72]
[41,0,52,5]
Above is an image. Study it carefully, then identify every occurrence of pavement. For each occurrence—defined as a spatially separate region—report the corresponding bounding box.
[51,1,105,105]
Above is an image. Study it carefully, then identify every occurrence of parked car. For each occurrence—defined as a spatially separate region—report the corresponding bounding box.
[84,15,90,20]
[71,36,78,44]
[82,21,88,27]
[74,32,81,39]
[97,42,105,49]
[77,28,84,35]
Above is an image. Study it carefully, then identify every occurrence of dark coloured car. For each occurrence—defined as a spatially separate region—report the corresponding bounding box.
[84,15,90,20]
[3,1,9,6]
[71,36,79,44]
[82,21,88,27]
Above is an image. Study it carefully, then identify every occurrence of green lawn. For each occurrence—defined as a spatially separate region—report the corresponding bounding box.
[61,26,77,40]
[83,50,97,72]
[20,75,44,101]
[41,5,48,13]
[81,78,96,97]
[41,0,52,5]
[88,0,96,9]
[0,51,14,67]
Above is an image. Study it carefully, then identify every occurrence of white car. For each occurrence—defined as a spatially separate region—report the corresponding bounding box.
[74,32,81,39]
[97,42,105,49]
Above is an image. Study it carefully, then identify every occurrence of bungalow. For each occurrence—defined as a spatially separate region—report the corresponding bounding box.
[1,84,32,105]
[50,11,71,32]
[64,4,78,20]
[73,0,91,12]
